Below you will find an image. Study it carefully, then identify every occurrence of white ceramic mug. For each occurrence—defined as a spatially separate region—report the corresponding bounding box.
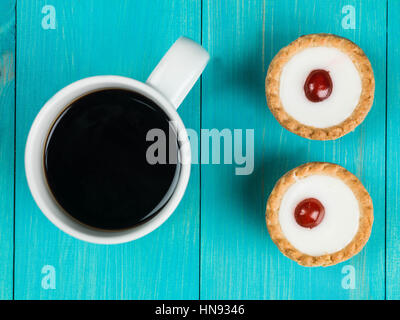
[25,37,209,244]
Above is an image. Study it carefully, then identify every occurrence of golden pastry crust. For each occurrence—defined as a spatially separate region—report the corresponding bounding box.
[265,33,375,140]
[266,162,373,267]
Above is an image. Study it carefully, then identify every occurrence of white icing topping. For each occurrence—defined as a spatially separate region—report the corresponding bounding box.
[279,174,360,256]
[279,47,362,128]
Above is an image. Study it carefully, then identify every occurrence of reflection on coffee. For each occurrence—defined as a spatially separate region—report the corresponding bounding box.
[44,89,179,230]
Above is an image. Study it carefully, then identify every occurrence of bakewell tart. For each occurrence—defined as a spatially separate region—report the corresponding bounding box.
[266,162,373,267]
[265,34,375,140]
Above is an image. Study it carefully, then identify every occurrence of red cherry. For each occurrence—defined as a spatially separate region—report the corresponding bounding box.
[304,69,333,102]
[294,198,325,229]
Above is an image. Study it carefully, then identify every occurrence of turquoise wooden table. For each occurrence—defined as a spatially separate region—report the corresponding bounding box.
[0,0,398,300]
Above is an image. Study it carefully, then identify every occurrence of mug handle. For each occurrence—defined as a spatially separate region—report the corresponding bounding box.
[146,37,209,109]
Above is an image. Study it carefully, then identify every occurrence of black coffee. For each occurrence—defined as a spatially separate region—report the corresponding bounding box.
[44,89,179,230]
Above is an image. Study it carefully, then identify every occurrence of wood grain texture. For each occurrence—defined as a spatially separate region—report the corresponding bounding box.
[15,0,200,299]
[387,0,399,300]
[0,0,15,300]
[201,0,386,299]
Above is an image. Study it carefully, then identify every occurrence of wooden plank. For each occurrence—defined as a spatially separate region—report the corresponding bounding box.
[15,0,200,299]
[201,0,386,299]
[0,0,15,300]
[387,0,399,300]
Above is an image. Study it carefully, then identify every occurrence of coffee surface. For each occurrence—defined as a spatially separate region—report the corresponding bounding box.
[44,89,179,230]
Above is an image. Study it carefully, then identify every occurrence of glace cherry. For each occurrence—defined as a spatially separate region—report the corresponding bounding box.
[294,198,325,229]
[304,69,333,102]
